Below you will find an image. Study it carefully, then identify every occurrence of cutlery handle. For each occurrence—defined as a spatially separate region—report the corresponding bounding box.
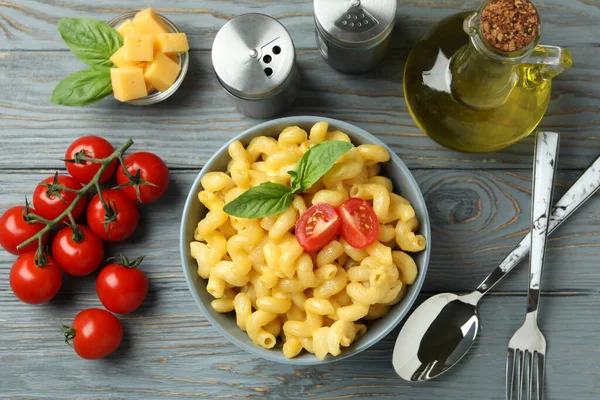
[527,132,559,313]
[476,135,600,295]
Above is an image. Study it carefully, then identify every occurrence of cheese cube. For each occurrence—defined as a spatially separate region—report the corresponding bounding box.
[141,63,156,93]
[111,67,148,102]
[110,46,142,68]
[167,54,179,63]
[123,33,154,62]
[132,8,169,35]
[155,33,189,55]
[143,52,181,92]
[115,19,139,37]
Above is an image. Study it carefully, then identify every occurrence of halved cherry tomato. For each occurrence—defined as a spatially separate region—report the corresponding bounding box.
[0,206,49,255]
[10,252,62,305]
[65,136,117,184]
[52,225,104,276]
[337,198,379,249]
[32,175,86,222]
[62,308,123,360]
[87,190,139,242]
[295,203,342,252]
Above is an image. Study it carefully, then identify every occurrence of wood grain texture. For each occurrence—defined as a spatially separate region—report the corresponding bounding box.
[0,170,598,295]
[1,286,599,399]
[0,168,598,396]
[1,0,600,50]
[2,1,600,398]
[0,49,598,170]
[1,168,598,400]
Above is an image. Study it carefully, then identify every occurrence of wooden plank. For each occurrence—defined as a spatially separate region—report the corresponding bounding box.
[0,289,598,399]
[0,170,598,294]
[1,0,599,51]
[0,50,598,170]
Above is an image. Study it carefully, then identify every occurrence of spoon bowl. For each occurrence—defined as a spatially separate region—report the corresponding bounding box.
[392,291,482,381]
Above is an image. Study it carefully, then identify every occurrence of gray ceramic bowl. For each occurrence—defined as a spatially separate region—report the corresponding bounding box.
[180,116,431,365]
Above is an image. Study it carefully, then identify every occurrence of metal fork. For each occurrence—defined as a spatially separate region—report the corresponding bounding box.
[506,131,559,400]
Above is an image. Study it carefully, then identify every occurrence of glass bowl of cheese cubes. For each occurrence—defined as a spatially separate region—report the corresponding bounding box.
[108,8,189,105]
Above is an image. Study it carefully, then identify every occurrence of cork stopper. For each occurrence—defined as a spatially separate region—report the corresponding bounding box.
[480,0,539,52]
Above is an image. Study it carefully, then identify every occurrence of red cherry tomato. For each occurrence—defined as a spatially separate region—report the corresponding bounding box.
[33,175,86,222]
[52,226,104,276]
[87,190,139,242]
[337,198,380,249]
[295,203,342,252]
[63,308,123,360]
[9,252,62,304]
[97,257,149,314]
[0,206,49,255]
[116,152,169,203]
[65,136,117,184]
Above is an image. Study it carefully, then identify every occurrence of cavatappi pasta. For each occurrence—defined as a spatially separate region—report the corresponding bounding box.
[190,122,426,360]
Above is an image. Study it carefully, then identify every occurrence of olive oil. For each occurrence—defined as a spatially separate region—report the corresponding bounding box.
[404,12,571,153]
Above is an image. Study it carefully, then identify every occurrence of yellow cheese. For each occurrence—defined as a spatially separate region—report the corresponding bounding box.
[143,52,181,92]
[155,33,189,55]
[132,8,169,35]
[141,63,156,94]
[123,33,154,62]
[109,46,142,68]
[115,19,139,37]
[111,67,148,102]
[167,54,179,63]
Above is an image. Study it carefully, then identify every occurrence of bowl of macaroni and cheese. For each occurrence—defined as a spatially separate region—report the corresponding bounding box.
[180,116,430,365]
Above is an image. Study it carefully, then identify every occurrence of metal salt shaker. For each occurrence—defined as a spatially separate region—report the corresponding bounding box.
[314,0,397,73]
[212,13,299,119]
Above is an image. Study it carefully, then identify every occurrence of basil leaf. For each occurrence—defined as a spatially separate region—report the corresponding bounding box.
[289,140,354,193]
[51,68,113,106]
[58,18,122,67]
[223,182,294,218]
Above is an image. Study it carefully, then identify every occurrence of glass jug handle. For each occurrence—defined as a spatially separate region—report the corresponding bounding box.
[524,45,573,84]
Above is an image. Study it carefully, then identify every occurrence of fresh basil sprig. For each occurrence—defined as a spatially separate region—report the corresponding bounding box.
[223,140,353,219]
[223,182,295,218]
[58,18,123,67]
[51,67,112,106]
[52,18,122,106]
[289,140,354,193]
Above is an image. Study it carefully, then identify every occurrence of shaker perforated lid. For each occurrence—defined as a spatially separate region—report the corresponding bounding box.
[314,0,397,47]
[212,13,296,99]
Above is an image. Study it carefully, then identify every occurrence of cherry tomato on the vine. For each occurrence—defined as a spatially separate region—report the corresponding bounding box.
[65,136,117,184]
[295,203,342,252]
[62,308,123,360]
[0,206,49,255]
[337,198,380,249]
[97,256,149,314]
[10,252,62,304]
[33,175,86,222]
[116,152,169,203]
[52,225,104,276]
[87,190,139,242]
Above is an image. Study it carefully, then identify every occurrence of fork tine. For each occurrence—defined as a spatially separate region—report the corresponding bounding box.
[537,353,546,400]
[517,350,525,400]
[507,349,516,400]
[525,351,534,400]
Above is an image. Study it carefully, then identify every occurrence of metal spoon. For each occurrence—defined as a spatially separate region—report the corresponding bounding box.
[392,146,600,382]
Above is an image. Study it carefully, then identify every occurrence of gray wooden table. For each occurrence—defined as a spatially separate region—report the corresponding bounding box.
[1,1,599,399]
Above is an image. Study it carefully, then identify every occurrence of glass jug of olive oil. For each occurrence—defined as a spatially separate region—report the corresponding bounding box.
[404,0,572,153]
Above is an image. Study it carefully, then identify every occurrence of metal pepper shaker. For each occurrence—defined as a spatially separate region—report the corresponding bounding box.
[212,13,299,119]
[314,0,397,73]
